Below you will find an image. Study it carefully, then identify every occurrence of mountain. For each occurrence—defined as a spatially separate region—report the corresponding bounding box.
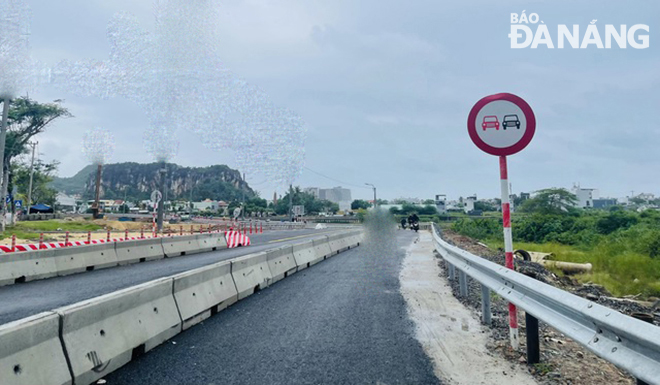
[51,162,254,202]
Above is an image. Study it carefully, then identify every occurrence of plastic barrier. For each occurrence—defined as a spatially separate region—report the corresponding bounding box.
[231,252,273,300]
[0,312,71,385]
[115,237,165,265]
[57,278,181,385]
[161,234,204,258]
[0,250,57,286]
[265,245,297,283]
[172,261,238,330]
[51,243,118,276]
[291,240,321,271]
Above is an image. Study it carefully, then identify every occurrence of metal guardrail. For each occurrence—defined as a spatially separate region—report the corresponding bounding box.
[430,223,660,385]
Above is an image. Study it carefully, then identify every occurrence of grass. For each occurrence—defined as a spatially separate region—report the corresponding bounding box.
[484,238,660,298]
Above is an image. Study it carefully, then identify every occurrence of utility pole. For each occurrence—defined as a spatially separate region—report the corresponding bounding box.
[289,184,293,221]
[92,164,103,219]
[26,141,37,210]
[242,172,246,219]
[0,98,11,231]
[157,163,166,232]
[365,183,377,209]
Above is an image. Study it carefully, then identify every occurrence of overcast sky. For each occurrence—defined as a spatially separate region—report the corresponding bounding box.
[24,0,659,201]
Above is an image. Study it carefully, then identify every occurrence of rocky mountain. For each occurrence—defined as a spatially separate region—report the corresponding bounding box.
[51,162,254,202]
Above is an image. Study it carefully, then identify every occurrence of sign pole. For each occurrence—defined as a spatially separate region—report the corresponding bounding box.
[499,155,519,349]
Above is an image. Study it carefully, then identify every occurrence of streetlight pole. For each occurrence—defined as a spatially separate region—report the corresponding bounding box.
[26,141,37,210]
[365,183,377,209]
[157,163,166,232]
[0,98,10,230]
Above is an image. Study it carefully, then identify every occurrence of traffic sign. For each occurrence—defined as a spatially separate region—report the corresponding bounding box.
[150,190,162,205]
[467,93,536,156]
[14,200,22,208]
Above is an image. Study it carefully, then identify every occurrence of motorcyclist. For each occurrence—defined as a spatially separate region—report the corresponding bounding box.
[400,218,407,229]
[409,213,420,231]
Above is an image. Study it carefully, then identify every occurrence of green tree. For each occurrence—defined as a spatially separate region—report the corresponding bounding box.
[11,159,59,208]
[519,188,578,215]
[351,199,371,210]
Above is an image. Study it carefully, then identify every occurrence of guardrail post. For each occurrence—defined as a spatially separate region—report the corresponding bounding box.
[458,270,468,297]
[481,284,491,325]
[632,313,653,385]
[525,312,540,364]
[448,264,456,281]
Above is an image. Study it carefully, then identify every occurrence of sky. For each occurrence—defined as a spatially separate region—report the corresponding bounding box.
[20,0,660,201]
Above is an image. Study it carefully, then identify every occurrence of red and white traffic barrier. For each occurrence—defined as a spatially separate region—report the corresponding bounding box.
[500,156,519,349]
[225,231,251,248]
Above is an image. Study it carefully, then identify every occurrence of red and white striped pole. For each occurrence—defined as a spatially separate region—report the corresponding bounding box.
[124,229,128,241]
[39,233,44,249]
[500,156,519,349]
[11,235,16,252]
[106,229,111,242]
[87,231,91,244]
[65,231,70,247]
[140,227,144,239]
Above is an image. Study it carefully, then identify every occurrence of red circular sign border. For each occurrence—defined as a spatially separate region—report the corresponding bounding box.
[467,93,536,156]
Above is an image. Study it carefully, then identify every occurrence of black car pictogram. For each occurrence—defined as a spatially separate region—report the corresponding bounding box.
[502,114,521,129]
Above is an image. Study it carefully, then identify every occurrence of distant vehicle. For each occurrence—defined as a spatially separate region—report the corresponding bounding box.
[482,115,499,130]
[502,114,521,129]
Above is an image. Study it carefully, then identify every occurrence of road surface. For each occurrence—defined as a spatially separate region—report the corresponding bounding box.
[0,228,344,325]
[104,230,440,385]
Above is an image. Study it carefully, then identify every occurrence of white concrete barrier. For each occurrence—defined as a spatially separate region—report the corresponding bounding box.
[0,312,71,385]
[231,252,272,300]
[161,234,204,258]
[291,240,321,271]
[52,243,118,276]
[57,278,181,385]
[312,236,332,263]
[265,245,297,283]
[196,233,228,253]
[327,233,348,255]
[172,261,238,330]
[0,250,57,286]
[115,238,165,265]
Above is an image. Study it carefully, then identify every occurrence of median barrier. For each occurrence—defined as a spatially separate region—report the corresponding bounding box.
[52,243,118,276]
[196,233,228,253]
[57,278,181,385]
[0,312,71,385]
[0,250,57,286]
[312,236,332,263]
[161,234,204,258]
[292,240,321,270]
[172,261,238,330]
[115,237,165,265]
[231,252,273,300]
[265,245,297,283]
[327,232,349,255]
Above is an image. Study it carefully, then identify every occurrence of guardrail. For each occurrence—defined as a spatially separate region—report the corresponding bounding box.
[431,223,660,385]
[0,229,365,385]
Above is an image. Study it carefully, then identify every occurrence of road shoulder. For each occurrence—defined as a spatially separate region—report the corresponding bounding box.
[400,231,538,385]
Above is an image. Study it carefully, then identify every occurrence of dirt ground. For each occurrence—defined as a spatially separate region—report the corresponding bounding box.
[439,229,641,385]
[401,231,537,384]
[0,219,226,245]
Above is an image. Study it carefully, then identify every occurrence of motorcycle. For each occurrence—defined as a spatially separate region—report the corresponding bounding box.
[411,221,419,232]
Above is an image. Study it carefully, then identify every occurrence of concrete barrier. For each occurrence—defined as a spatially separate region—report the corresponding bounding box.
[312,236,332,263]
[265,245,297,283]
[291,240,321,271]
[161,234,203,258]
[231,252,272,300]
[52,243,118,276]
[327,233,349,255]
[196,233,228,253]
[57,278,181,385]
[172,261,238,330]
[0,312,71,385]
[0,250,57,286]
[115,237,165,265]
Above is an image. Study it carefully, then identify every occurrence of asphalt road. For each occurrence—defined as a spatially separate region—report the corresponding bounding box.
[105,230,440,385]
[0,228,344,325]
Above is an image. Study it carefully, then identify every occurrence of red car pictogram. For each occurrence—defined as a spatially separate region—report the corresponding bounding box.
[482,115,499,130]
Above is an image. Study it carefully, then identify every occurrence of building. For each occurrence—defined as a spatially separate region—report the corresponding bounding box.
[56,193,77,213]
[435,194,447,214]
[193,199,219,212]
[572,184,599,208]
[303,187,320,199]
[464,195,477,214]
[319,186,352,211]
[593,198,618,209]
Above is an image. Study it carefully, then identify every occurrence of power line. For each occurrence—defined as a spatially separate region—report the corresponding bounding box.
[303,166,370,190]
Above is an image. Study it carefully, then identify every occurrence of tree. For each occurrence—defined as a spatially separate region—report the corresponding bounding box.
[474,201,497,212]
[351,199,371,210]
[3,98,70,226]
[422,199,435,205]
[519,188,578,215]
[11,159,59,208]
